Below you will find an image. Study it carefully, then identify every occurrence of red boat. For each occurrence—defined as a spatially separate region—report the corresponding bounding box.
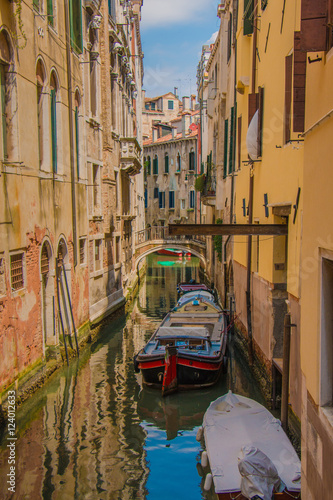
[157,248,191,257]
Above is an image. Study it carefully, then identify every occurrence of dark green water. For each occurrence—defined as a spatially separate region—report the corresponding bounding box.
[0,254,265,500]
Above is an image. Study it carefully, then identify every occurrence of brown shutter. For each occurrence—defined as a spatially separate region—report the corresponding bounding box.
[284,54,293,144]
[248,92,259,125]
[300,0,328,52]
[258,87,264,157]
[293,32,306,133]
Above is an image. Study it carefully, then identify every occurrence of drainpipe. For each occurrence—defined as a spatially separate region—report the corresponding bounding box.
[64,0,77,267]
[246,0,258,364]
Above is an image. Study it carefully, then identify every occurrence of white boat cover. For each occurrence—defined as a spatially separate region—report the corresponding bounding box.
[156,326,210,339]
[177,291,215,306]
[202,391,301,496]
[238,446,286,500]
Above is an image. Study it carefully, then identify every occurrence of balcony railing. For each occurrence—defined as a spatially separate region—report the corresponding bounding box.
[135,226,206,246]
[120,137,142,175]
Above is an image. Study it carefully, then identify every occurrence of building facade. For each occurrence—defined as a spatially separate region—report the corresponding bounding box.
[0,0,144,395]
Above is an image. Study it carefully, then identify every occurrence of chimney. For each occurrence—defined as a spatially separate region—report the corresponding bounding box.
[152,127,158,142]
[182,96,190,111]
[172,127,177,139]
[191,94,196,110]
[182,113,191,137]
[174,87,178,98]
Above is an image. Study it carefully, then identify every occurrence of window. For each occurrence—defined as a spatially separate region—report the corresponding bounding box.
[223,119,229,178]
[94,239,102,271]
[229,107,234,174]
[108,0,116,19]
[181,199,186,210]
[189,149,195,171]
[74,91,80,178]
[176,152,181,171]
[33,0,40,12]
[293,32,306,133]
[79,238,86,265]
[69,0,83,53]
[50,74,58,173]
[146,155,151,175]
[244,0,254,36]
[159,191,165,209]
[168,100,174,110]
[47,0,54,27]
[169,191,175,209]
[227,13,233,62]
[153,155,158,175]
[89,27,97,116]
[0,63,8,160]
[144,189,148,209]
[164,153,169,173]
[154,187,159,199]
[151,102,156,110]
[0,255,6,296]
[115,236,120,263]
[36,60,47,169]
[145,103,149,110]
[10,252,24,291]
[321,257,333,407]
[284,54,292,144]
[190,190,195,209]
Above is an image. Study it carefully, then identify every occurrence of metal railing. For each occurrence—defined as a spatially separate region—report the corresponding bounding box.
[135,226,206,246]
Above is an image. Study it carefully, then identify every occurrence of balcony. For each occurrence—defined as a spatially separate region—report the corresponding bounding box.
[120,138,142,176]
[195,173,216,207]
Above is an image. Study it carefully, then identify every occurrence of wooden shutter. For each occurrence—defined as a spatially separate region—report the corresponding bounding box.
[284,54,293,144]
[238,115,242,170]
[300,0,328,51]
[244,0,254,36]
[223,119,228,178]
[248,93,259,125]
[293,32,306,133]
[258,87,264,157]
[47,0,54,27]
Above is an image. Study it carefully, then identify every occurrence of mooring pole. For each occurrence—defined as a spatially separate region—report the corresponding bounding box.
[281,313,291,432]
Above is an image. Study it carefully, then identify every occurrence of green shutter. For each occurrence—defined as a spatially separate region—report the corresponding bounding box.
[223,119,228,178]
[33,0,40,11]
[47,0,54,27]
[75,106,79,178]
[244,0,254,36]
[165,154,169,173]
[70,0,83,54]
[0,65,7,160]
[229,107,234,174]
[51,89,57,173]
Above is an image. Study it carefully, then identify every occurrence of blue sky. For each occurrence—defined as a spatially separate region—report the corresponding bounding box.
[141,0,220,99]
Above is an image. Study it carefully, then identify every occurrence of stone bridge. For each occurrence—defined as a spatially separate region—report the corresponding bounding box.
[134,226,207,270]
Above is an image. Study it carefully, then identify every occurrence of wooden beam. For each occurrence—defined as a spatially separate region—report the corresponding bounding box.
[168,224,288,236]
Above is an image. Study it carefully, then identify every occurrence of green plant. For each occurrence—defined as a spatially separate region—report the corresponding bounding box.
[194,174,206,193]
[213,218,223,262]
[11,0,27,50]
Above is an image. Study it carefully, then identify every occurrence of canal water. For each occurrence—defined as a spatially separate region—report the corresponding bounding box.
[0,254,266,500]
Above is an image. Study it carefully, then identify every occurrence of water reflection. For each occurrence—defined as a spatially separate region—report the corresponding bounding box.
[0,254,265,500]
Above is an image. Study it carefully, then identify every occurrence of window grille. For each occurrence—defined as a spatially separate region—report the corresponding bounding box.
[41,245,49,275]
[10,253,24,291]
[79,239,85,264]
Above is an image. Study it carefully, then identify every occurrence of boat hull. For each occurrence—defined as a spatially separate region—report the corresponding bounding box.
[217,492,300,499]
[138,355,223,390]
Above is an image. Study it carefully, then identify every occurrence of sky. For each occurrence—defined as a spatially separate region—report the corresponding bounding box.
[140,0,220,99]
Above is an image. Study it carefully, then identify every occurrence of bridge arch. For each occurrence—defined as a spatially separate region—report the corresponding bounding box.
[134,243,207,271]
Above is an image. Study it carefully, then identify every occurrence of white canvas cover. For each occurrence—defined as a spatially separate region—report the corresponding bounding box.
[238,446,286,500]
[156,326,209,339]
[202,391,301,496]
[177,291,215,306]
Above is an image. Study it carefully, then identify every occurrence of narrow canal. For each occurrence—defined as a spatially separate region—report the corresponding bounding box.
[0,254,266,500]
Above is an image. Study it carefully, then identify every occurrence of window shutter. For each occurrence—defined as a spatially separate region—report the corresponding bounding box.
[244,0,254,36]
[159,191,163,208]
[284,54,293,144]
[144,189,148,208]
[258,87,264,157]
[223,119,228,178]
[229,107,234,174]
[293,32,306,133]
[300,0,328,52]
[47,0,54,27]
[237,115,242,170]
[248,92,259,125]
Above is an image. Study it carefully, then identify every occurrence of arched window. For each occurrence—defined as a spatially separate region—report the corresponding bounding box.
[153,154,158,175]
[164,152,169,174]
[189,147,195,171]
[0,29,16,161]
[36,59,46,169]
[89,27,98,116]
[50,71,59,173]
[74,89,81,178]
[40,240,55,345]
[176,152,181,172]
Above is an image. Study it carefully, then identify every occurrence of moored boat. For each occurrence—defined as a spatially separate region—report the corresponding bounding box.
[134,293,228,396]
[177,282,213,295]
[198,391,301,499]
[157,248,191,256]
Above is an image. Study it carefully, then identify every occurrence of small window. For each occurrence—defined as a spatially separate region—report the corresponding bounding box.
[47,0,54,27]
[151,102,156,111]
[154,187,159,199]
[181,199,186,210]
[190,190,195,209]
[164,153,169,174]
[10,252,25,291]
[145,103,149,110]
[168,100,174,110]
[95,239,102,271]
[0,255,6,296]
[153,155,158,175]
[146,155,151,175]
[144,189,148,209]
[189,150,195,171]
[176,153,181,171]
[169,191,175,209]
[79,238,86,265]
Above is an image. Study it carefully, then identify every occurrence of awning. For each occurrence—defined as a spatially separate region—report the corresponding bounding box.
[246,109,259,160]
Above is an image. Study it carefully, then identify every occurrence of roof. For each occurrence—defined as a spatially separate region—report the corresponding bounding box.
[145,92,181,102]
[143,129,198,147]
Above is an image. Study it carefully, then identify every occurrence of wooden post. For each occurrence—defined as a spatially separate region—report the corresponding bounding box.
[281,313,291,432]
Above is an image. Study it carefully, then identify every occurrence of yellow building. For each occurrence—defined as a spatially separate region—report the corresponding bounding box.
[299,2,333,495]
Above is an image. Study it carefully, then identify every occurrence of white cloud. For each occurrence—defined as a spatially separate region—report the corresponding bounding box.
[205,31,218,45]
[141,0,217,29]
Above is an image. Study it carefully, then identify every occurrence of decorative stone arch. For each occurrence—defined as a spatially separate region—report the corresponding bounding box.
[74,87,83,179]
[40,238,56,346]
[36,56,49,171]
[0,27,18,161]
